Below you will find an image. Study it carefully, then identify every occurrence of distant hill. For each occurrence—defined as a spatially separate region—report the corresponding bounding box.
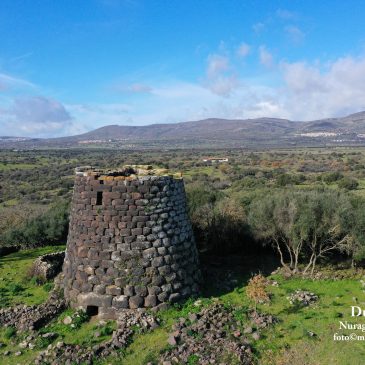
[3,111,365,149]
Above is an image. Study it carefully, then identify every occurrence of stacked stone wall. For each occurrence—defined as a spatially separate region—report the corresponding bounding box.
[63,170,201,318]
[32,251,65,281]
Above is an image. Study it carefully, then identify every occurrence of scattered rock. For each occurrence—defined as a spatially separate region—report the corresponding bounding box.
[34,309,160,364]
[18,341,28,349]
[233,330,241,338]
[243,326,253,334]
[56,341,64,349]
[288,290,318,306]
[160,302,254,364]
[188,313,197,323]
[167,334,177,346]
[249,311,277,328]
[63,316,73,325]
[42,332,57,339]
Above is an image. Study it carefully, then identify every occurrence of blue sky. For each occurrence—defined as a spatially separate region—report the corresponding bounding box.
[1,0,365,137]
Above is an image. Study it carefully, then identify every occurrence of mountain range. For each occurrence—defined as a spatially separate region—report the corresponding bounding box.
[3,111,365,149]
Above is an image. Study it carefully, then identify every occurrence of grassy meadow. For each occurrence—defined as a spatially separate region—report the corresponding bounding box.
[2,147,365,364]
[1,247,365,364]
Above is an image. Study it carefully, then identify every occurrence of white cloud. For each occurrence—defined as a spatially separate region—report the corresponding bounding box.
[276,9,296,19]
[0,80,8,91]
[253,22,265,33]
[280,56,365,119]
[113,82,152,93]
[0,96,73,137]
[259,46,273,68]
[67,102,131,132]
[3,45,365,138]
[205,76,240,97]
[203,54,239,96]
[0,72,36,91]
[12,96,71,124]
[285,25,305,43]
[134,55,365,124]
[237,42,251,58]
[206,54,229,78]
[128,83,152,93]
[281,62,326,95]
[80,55,365,127]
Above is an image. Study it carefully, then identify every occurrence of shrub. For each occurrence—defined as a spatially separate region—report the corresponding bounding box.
[322,171,343,183]
[0,200,69,249]
[186,183,223,217]
[28,263,48,284]
[43,282,54,292]
[72,310,90,329]
[36,334,57,348]
[188,192,249,253]
[338,177,359,190]
[187,354,200,365]
[4,326,16,339]
[99,322,114,336]
[240,176,259,188]
[142,353,158,365]
[246,274,270,310]
[6,283,24,295]
[275,173,302,186]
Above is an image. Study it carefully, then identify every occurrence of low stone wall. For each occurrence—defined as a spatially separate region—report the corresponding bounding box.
[63,169,201,318]
[32,252,65,281]
[0,292,65,332]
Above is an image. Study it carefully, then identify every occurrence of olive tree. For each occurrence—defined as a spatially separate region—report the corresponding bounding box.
[338,197,365,266]
[248,189,354,274]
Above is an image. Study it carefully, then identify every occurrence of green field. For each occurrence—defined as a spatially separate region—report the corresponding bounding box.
[1,248,365,364]
[0,246,65,308]
[2,148,365,363]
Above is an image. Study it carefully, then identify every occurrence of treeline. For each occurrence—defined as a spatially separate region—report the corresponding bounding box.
[2,182,365,276]
[0,201,69,249]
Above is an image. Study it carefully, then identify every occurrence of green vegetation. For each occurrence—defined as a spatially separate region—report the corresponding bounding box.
[38,310,116,346]
[3,147,365,363]
[1,201,69,249]
[248,189,364,273]
[0,246,65,307]
[1,248,365,364]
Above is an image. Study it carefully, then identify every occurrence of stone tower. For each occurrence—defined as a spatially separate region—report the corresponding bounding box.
[62,166,201,319]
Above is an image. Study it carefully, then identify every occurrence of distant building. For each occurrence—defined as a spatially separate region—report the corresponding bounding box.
[202,157,229,163]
